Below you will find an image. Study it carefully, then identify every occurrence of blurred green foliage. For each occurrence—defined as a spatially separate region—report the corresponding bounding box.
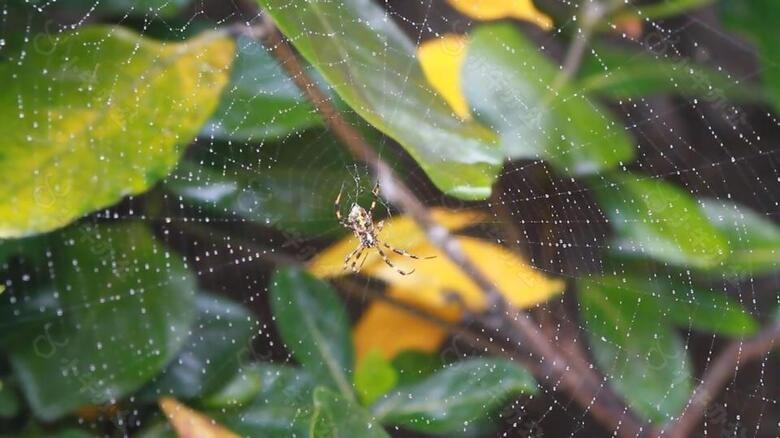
[0,0,778,436]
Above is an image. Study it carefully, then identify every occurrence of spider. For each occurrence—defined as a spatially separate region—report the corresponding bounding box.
[335,183,434,275]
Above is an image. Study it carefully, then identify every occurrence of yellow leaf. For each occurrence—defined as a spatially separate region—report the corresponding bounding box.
[354,301,447,363]
[418,3,553,123]
[417,35,471,120]
[308,208,485,277]
[321,208,566,362]
[366,237,565,313]
[448,0,553,29]
[351,237,564,360]
[312,209,564,361]
[159,397,239,438]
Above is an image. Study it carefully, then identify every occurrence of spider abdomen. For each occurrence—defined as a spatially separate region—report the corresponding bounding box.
[336,184,432,275]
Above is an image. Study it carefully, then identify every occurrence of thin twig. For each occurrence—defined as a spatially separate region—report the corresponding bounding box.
[663,320,780,438]
[235,14,652,438]
[549,2,603,93]
[549,0,622,94]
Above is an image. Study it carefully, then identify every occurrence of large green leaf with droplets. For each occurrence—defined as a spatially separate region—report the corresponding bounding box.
[256,0,503,200]
[720,0,780,112]
[0,26,234,238]
[592,173,730,268]
[0,223,198,420]
[464,24,635,176]
[579,278,692,422]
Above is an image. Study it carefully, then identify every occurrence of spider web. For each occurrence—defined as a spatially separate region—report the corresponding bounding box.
[1,0,779,437]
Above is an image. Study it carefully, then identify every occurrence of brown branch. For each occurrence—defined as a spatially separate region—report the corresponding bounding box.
[663,320,780,438]
[233,15,652,438]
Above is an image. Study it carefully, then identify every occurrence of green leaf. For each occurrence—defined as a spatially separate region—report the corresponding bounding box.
[138,294,256,401]
[354,349,397,406]
[204,37,321,141]
[0,223,198,420]
[0,235,50,266]
[311,386,389,438]
[46,430,95,438]
[23,0,189,18]
[201,367,264,409]
[391,350,442,386]
[700,199,780,275]
[579,278,693,422]
[464,23,635,176]
[217,364,316,437]
[257,0,503,200]
[270,268,354,398]
[578,45,764,102]
[720,0,780,112]
[372,358,537,434]
[594,275,757,337]
[137,421,176,438]
[0,26,234,237]
[166,132,369,237]
[592,173,729,268]
[0,382,19,419]
[614,0,714,20]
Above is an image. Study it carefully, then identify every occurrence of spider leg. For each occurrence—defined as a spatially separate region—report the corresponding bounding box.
[335,184,349,228]
[381,241,436,260]
[343,246,360,267]
[368,181,380,215]
[343,246,363,271]
[349,247,367,273]
[355,249,370,272]
[376,245,415,276]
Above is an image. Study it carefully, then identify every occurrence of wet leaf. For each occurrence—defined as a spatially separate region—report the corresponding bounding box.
[38,0,190,18]
[700,199,780,275]
[0,223,198,420]
[720,0,780,112]
[353,349,398,406]
[417,35,472,120]
[270,268,354,398]
[463,24,635,175]
[592,275,757,336]
[391,350,443,386]
[138,294,257,401]
[258,0,503,200]
[361,237,564,315]
[592,173,730,268]
[579,278,693,422]
[447,0,553,29]
[204,37,320,141]
[201,367,264,409]
[160,397,239,438]
[613,0,714,20]
[0,26,233,237]
[578,45,764,102]
[167,132,369,237]
[310,387,389,438]
[372,358,536,434]
[217,364,316,437]
[0,381,19,419]
[353,302,448,364]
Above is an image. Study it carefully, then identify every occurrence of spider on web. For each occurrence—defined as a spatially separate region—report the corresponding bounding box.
[335,182,435,275]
